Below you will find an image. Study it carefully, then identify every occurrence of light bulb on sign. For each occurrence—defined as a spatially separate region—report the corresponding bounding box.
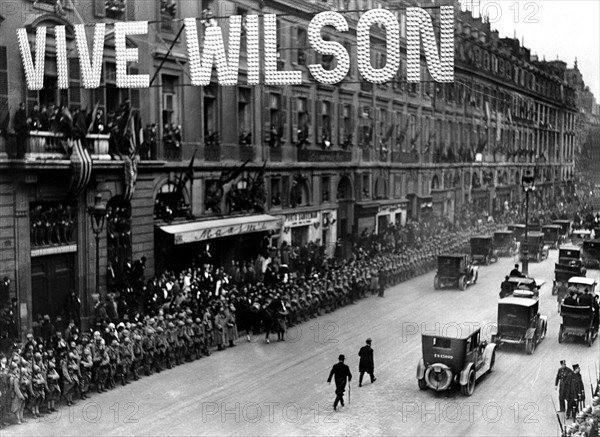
[115,21,150,88]
[307,11,350,84]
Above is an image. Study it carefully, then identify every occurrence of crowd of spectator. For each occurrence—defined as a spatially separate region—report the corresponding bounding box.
[0,197,598,429]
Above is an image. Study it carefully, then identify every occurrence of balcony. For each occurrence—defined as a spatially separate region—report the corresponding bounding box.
[297,148,352,163]
[203,144,263,163]
[19,132,112,160]
[26,131,67,160]
[391,150,420,164]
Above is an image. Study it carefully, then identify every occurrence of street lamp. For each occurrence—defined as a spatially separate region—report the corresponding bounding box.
[521,170,536,276]
[88,194,107,300]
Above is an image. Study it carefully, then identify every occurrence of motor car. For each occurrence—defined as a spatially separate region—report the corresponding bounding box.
[470,236,498,265]
[493,230,517,257]
[500,277,543,299]
[519,232,549,263]
[558,276,599,313]
[582,239,600,269]
[553,266,584,297]
[507,224,526,240]
[434,254,479,291]
[542,224,562,249]
[559,304,598,347]
[417,328,496,396]
[492,293,547,354]
[572,229,593,247]
[553,219,572,243]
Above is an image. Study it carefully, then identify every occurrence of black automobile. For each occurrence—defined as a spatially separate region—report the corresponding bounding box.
[553,219,572,242]
[500,277,541,299]
[470,236,498,265]
[493,230,517,257]
[559,304,598,347]
[519,232,549,263]
[492,294,547,354]
[582,239,600,269]
[542,224,562,249]
[434,254,479,291]
[417,329,497,396]
[508,224,526,241]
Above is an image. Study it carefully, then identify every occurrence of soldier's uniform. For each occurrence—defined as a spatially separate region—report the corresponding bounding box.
[131,335,144,380]
[142,329,155,376]
[107,340,121,389]
[165,323,177,368]
[119,338,134,385]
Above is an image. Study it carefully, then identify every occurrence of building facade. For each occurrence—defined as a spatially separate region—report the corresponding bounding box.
[0,0,580,336]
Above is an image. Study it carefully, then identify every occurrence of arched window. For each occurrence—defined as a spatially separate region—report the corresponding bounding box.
[337,176,353,200]
[154,181,190,222]
[431,175,440,191]
[374,177,387,199]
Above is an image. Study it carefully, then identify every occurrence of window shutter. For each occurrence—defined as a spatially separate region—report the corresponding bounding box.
[357,105,363,145]
[280,95,288,143]
[0,46,8,127]
[282,176,290,208]
[127,0,135,21]
[291,97,298,143]
[331,102,337,147]
[307,97,313,143]
[315,99,322,144]
[290,26,298,65]
[337,102,344,146]
[263,93,270,145]
[94,0,106,17]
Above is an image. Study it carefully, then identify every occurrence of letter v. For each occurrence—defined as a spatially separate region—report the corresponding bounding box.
[74,24,106,89]
[17,27,47,91]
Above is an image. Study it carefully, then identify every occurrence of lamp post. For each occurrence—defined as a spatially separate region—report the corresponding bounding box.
[521,170,535,276]
[88,194,107,300]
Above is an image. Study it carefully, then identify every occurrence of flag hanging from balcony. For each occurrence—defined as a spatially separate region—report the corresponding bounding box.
[68,139,93,197]
[122,110,142,202]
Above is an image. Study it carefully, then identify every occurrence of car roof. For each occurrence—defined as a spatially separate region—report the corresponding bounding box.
[568,277,597,286]
[584,239,600,244]
[471,235,491,239]
[573,230,592,234]
[525,232,544,237]
[494,230,513,234]
[499,297,538,307]
[439,253,467,258]
[553,219,571,223]
[509,224,526,227]
[507,277,535,283]
[423,328,481,341]
[543,224,562,228]
[560,245,581,251]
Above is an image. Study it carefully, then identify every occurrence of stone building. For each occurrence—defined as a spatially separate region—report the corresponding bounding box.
[0,0,579,335]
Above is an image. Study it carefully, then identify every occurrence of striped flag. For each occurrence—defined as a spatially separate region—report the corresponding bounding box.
[87,101,100,135]
[68,139,93,197]
[122,110,142,202]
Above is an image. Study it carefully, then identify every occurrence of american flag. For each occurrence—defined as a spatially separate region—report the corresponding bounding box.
[122,109,143,202]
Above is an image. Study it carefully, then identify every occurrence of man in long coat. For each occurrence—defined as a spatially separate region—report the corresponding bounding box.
[327,354,352,411]
[567,364,585,419]
[358,338,376,387]
[555,359,573,415]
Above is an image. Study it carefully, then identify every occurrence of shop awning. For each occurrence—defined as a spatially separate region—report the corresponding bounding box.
[159,214,282,245]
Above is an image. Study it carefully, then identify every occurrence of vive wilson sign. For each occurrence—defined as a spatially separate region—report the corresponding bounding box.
[17,7,454,91]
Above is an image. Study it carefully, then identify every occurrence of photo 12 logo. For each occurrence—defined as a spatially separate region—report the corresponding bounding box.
[478,1,540,24]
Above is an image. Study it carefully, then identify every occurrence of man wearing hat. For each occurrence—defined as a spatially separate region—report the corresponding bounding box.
[567,364,586,420]
[556,360,573,415]
[327,354,352,411]
[358,338,376,387]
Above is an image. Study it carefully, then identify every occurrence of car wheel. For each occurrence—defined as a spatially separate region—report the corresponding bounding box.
[459,275,467,291]
[558,325,565,344]
[525,338,535,355]
[587,331,593,347]
[418,378,427,390]
[473,271,478,284]
[488,350,496,373]
[434,276,440,290]
[461,369,476,396]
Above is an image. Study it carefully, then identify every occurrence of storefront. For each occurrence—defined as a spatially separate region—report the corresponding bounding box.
[279,210,330,250]
[355,201,380,235]
[156,214,283,270]
[375,200,408,233]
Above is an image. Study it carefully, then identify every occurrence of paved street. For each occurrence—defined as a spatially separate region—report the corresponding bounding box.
[6,250,599,437]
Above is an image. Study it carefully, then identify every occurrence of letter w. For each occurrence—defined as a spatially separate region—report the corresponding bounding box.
[407,6,454,83]
[185,17,242,86]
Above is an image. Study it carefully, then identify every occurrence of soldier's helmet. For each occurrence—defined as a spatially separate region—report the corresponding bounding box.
[156,327,164,333]
[195,318,202,323]
[168,322,175,329]
[186,319,193,324]
[111,340,119,347]
[178,321,185,327]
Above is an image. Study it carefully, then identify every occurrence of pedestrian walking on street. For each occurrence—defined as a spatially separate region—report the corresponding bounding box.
[555,359,573,415]
[327,354,352,411]
[358,338,376,387]
[567,364,585,419]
